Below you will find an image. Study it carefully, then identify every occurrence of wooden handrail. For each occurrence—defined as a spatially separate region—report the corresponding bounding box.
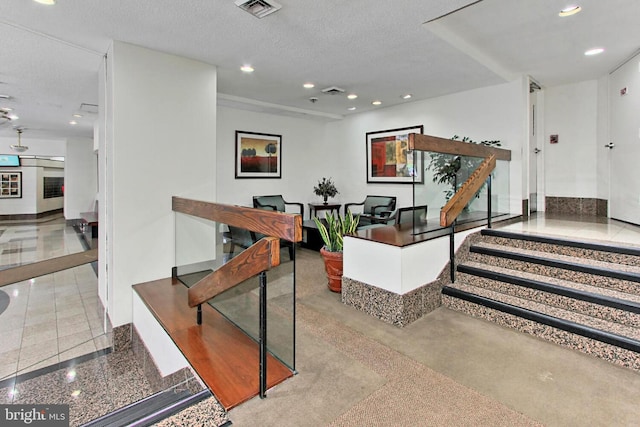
[188,236,280,307]
[173,197,302,306]
[440,155,496,227]
[173,196,302,242]
[409,133,511,161]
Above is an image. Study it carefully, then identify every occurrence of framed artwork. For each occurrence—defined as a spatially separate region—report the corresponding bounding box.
[366,125,424,183]
[235,131,282,179]
[0,171,22,198]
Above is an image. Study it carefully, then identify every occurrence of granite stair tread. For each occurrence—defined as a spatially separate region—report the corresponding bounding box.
[459,261,640,307]
[470,242,640,276]
[447,282,640,342]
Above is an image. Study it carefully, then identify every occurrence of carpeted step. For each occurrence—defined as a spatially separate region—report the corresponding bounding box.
[457,262,640,328]
[442,285,640,372]
[480,229,640,267]
[468,242,640,296]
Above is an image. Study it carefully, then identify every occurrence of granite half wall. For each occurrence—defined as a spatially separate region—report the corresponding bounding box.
[545,197,607,216]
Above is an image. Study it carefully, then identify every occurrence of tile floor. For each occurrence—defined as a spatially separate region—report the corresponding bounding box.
[0,215,108,381]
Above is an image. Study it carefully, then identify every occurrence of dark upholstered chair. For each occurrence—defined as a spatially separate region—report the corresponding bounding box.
[252,195,303,260]
[226,225,257,256]
[252,195,304,219]
[395,205,428,225]
[345,195,397,227]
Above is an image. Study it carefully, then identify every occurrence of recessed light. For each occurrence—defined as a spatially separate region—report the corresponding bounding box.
[0,94,10,99]
[347,94,358,100]
[73,114,83,118]
[303,83,315,89]
[240,65,254,73]
[8,114,18,120]
[34,0,56,4]
[402,94,412,99]
[372,100,382,106]
[347,107,356,111]
[0,107,12,112]
[559,5,581,17]
[584,48,604,56]
[69,120,77,125]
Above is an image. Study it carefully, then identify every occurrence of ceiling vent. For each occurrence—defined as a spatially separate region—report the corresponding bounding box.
[321,86,345,95]
[234,0,282,18]
[79,103,99,114]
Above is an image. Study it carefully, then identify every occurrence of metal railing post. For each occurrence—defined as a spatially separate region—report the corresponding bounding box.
[449,225,455,282]
[259,271,268,398]
[487,175,492,229]
[197,304,202,325]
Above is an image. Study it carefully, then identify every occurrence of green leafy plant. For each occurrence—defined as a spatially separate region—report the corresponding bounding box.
[426,135,501,201]
[313,177,339,202]
[313,211,359,252]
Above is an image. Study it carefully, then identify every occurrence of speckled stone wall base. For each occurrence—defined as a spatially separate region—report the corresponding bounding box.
[113,323,131,352]
[132,326,205,394]
[341,277,445,327]
[442,295,640,372]
[545,197,607,216]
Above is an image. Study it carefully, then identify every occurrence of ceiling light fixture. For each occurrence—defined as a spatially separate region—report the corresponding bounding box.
[10,129,28,153]
[402,94,412,99]
[347,107,356,111]
[73,114,83,118]
[559,5,581,17]
[34,0,56,4]
[240,65,254,73]
[372,100,382,106]
[69,120,77,125]
[0,107,13,112]
[347,94,358,100]
[303,83,315,89]
[584,48,604,56]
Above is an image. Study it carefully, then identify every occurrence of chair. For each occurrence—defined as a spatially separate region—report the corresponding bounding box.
[226,225,257,257]
[395,205,428,225]
[345,195,397,227]
[252,195,303,260]
[252,195,304,219]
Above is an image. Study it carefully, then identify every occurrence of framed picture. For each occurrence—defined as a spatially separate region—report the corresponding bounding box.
[0,171,22,198]
[366,125,424,183]
[235,131,282,179]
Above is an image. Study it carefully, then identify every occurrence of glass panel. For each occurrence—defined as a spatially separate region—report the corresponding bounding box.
[414,149,511,234]
[174,211,295,370]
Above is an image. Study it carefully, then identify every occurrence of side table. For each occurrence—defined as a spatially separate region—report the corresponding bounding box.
[308,203,341,219]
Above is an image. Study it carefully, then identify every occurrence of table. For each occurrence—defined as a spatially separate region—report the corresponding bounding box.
[308,203,341,219]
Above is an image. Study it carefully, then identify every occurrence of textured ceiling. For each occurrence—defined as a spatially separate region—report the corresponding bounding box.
[0,0,639,143]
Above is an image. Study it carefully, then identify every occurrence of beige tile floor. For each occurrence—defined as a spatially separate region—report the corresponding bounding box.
[0,216,108,381]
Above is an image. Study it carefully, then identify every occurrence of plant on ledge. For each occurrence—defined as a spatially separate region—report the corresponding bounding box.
[313,177,339,205]
[313,211,359,292]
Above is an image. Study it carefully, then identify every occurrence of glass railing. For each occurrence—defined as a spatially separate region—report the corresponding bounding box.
[174,209,296,372]
[411,150,511,234]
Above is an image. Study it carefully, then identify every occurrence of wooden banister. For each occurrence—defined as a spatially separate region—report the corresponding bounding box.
[188,236,280,307]
[409,133,511,161]
[173,197,302,242]
[440,155,497,227]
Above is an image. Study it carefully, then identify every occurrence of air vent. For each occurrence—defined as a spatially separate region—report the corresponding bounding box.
[234,0,282,18]
[321,86,345,95]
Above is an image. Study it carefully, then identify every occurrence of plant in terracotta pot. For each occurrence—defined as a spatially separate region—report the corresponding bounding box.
[313,211,359,292]
[313,177,339,205]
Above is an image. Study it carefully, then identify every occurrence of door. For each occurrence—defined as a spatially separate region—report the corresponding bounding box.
[529,83,541,213]
[609,56,640,224]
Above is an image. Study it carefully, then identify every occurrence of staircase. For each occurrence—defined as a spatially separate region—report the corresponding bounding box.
[442,228,640,371]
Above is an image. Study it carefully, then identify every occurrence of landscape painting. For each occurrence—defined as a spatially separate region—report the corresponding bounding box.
[235,131,282,179]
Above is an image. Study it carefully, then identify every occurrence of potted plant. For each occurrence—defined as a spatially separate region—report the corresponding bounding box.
[313,211,359,292]
[313,177,339,205]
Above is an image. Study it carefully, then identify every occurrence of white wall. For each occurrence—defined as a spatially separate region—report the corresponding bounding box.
[65,137,97,219]
[104,41,217,327]
[36,165,64,213]
[543,80,599,198]
[324,79,526,214]
[0,159,64,215]
[0,137,66,157]
[216,106,328,212]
